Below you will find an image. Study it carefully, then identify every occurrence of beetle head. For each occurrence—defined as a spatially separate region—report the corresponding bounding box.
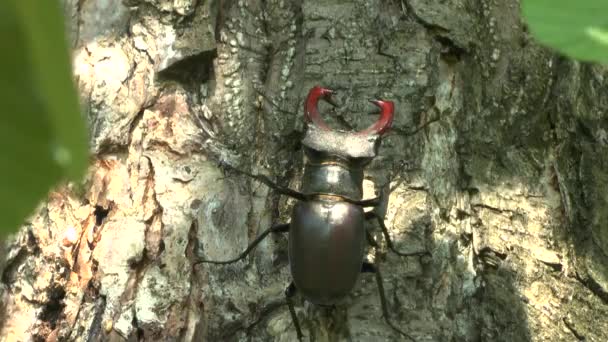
[302,86,394,162]
[304,86,394,136]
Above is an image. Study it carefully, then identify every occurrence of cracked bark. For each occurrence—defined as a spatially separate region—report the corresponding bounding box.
[1,0,608,341]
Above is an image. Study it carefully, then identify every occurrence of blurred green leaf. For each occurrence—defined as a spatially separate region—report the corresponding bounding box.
[522,0,608,63]
[0,1,88,235]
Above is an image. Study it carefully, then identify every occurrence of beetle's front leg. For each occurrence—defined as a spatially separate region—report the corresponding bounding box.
[194,223,289,265]
[365,211,430,257]
[347,185,387,207]
[220,164,310,202]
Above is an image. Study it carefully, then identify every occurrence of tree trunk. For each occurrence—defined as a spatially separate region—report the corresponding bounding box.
[1,0,607,341]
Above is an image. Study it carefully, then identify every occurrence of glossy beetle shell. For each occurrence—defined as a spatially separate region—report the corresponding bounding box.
[300,163,364,200]
[289,200,366,305]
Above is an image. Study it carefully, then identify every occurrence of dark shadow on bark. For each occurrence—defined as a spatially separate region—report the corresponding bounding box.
[455,56,608,340]
[376,215,532,341]
[473,249,531,341]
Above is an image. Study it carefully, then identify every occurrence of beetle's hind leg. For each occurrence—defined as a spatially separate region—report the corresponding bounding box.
[194,223,289,265]
[285,281,305,341]
[361,261,417,342]
[365,211,430,257]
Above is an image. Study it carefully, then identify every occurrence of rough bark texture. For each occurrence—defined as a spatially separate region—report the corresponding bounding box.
[1,0,608,341]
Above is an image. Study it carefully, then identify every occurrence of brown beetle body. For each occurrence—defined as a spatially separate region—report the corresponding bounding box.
[286,86,392,305]
[289,199,365,305]
[198,86,421,341]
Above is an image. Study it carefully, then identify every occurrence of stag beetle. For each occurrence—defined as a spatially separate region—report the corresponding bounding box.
[196,86,428,341]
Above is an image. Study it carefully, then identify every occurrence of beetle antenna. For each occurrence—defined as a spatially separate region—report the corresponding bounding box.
[399,113,441,136]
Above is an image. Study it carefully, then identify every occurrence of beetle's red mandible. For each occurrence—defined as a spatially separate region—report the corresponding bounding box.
[304,86,394,135]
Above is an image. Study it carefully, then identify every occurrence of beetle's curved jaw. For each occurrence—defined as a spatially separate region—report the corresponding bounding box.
[358,99,394,136]
[305,86,394,136]
[304,86,335,131]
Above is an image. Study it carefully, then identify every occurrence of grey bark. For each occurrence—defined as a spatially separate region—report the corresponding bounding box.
[1,0,608,341]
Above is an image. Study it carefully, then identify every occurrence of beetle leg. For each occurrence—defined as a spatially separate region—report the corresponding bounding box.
[244,172,309,201]
[351,195,382,207]
[285,281,304,341]
[222,163,387,208]
[361,261,417,342]
[355,185,387,208]
[221,164,311,202]
[364,228,380,249]
[365,211,430,257]
[194,223,289,265]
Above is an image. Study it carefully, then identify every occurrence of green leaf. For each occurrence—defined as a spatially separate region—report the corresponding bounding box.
[0,1,88,235]
[522,0,608,63]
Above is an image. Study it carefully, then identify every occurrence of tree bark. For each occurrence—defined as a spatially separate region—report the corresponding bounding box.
[1,0,607,341]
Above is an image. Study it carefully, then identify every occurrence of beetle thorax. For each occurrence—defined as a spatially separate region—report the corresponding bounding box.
[299,126,380,200]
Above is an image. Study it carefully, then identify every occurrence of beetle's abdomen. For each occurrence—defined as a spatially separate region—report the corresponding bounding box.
[289,200,366,305]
